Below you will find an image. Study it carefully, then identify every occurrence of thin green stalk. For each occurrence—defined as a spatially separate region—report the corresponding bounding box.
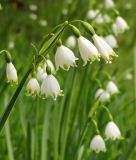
[5,96,14,160]
[41,101,51,160]
[60,68,78,160]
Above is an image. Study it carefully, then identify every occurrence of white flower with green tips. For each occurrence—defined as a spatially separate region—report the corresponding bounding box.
[6,62,18,84]
[77,36,100,65]
[26,78,40,96]
[90,135,106,153]
[55,45,78,71]
[92,34,118,63]
[41,74,63,100]
[105,121,121,140]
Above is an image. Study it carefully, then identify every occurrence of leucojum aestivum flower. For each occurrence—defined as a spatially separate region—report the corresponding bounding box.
[0,5,128,154]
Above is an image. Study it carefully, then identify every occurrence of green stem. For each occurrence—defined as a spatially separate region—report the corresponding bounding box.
[0,68,32,132]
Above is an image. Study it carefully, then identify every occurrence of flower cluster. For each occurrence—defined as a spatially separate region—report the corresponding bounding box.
[90,121,121,153]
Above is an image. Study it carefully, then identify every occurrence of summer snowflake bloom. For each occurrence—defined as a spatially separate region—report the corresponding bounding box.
[104,0,115,9]
[104,34,118,48]
[95,88,104,99]
[115,16,129,34]
[26,78,40,96]
[77,36,100,65]
[41,74,62,100]
[95,14,104,24]
[86,9,99,20]
[112,16,129,35]
[90,135,106,153]
[65,35,76,49]
[99,91,110,102]
[6,62,18,84]
[105,121,121,140]
[55,45,78,71]
[37,66,47,81]
[106,81,119,95]
[92,34,118,63]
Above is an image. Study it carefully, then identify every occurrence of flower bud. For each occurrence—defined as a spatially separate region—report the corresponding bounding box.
[106,81,119,95]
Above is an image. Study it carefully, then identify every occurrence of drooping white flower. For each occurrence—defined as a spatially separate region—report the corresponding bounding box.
[104,34,118,48]
[55,45,78,70]
[65,35,76,49]
[39,19,48,27]
[103,14,111,23]
[41,74,62,100]
[29,13,37,20]
[78,36,100,65]
[115,16,129,34]
[95,14,104,24]
[106,81,119,95]
[104,0,115,9]
[99,91,110,102]
[62,8,68,15]
[29,4,38,11]
[112,16,129,35]
[105,121,121,140]
[86,9,99,20]
[95,88,110,102]
[36,66,47,81]
[90,135,106,153]
[26,78,40,96]
[95,88,104,99]
[43,59,55,73]
[92,34,118,63]
[6,62,18,84]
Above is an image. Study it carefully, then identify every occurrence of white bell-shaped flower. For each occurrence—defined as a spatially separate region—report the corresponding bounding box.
[104,34,118,48]
[115,16,129,34]
[36,66,47,81]
[92,34,118,63]
[6,62,18,84]
[106,81,119,95]
[43,59,55,73]
[55,45,78,71]
[41,74,62,100]
[103,14,111,23]
[26,78,40,96]
[100,91,110,102]
[104,0,115,9]
[95,14,104,24]
[78,36,100,65]
[105,121,121,140]
[90,135,106,153]
[86,9,99,20]
[65,35,76,49]
[95,88,105,99]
